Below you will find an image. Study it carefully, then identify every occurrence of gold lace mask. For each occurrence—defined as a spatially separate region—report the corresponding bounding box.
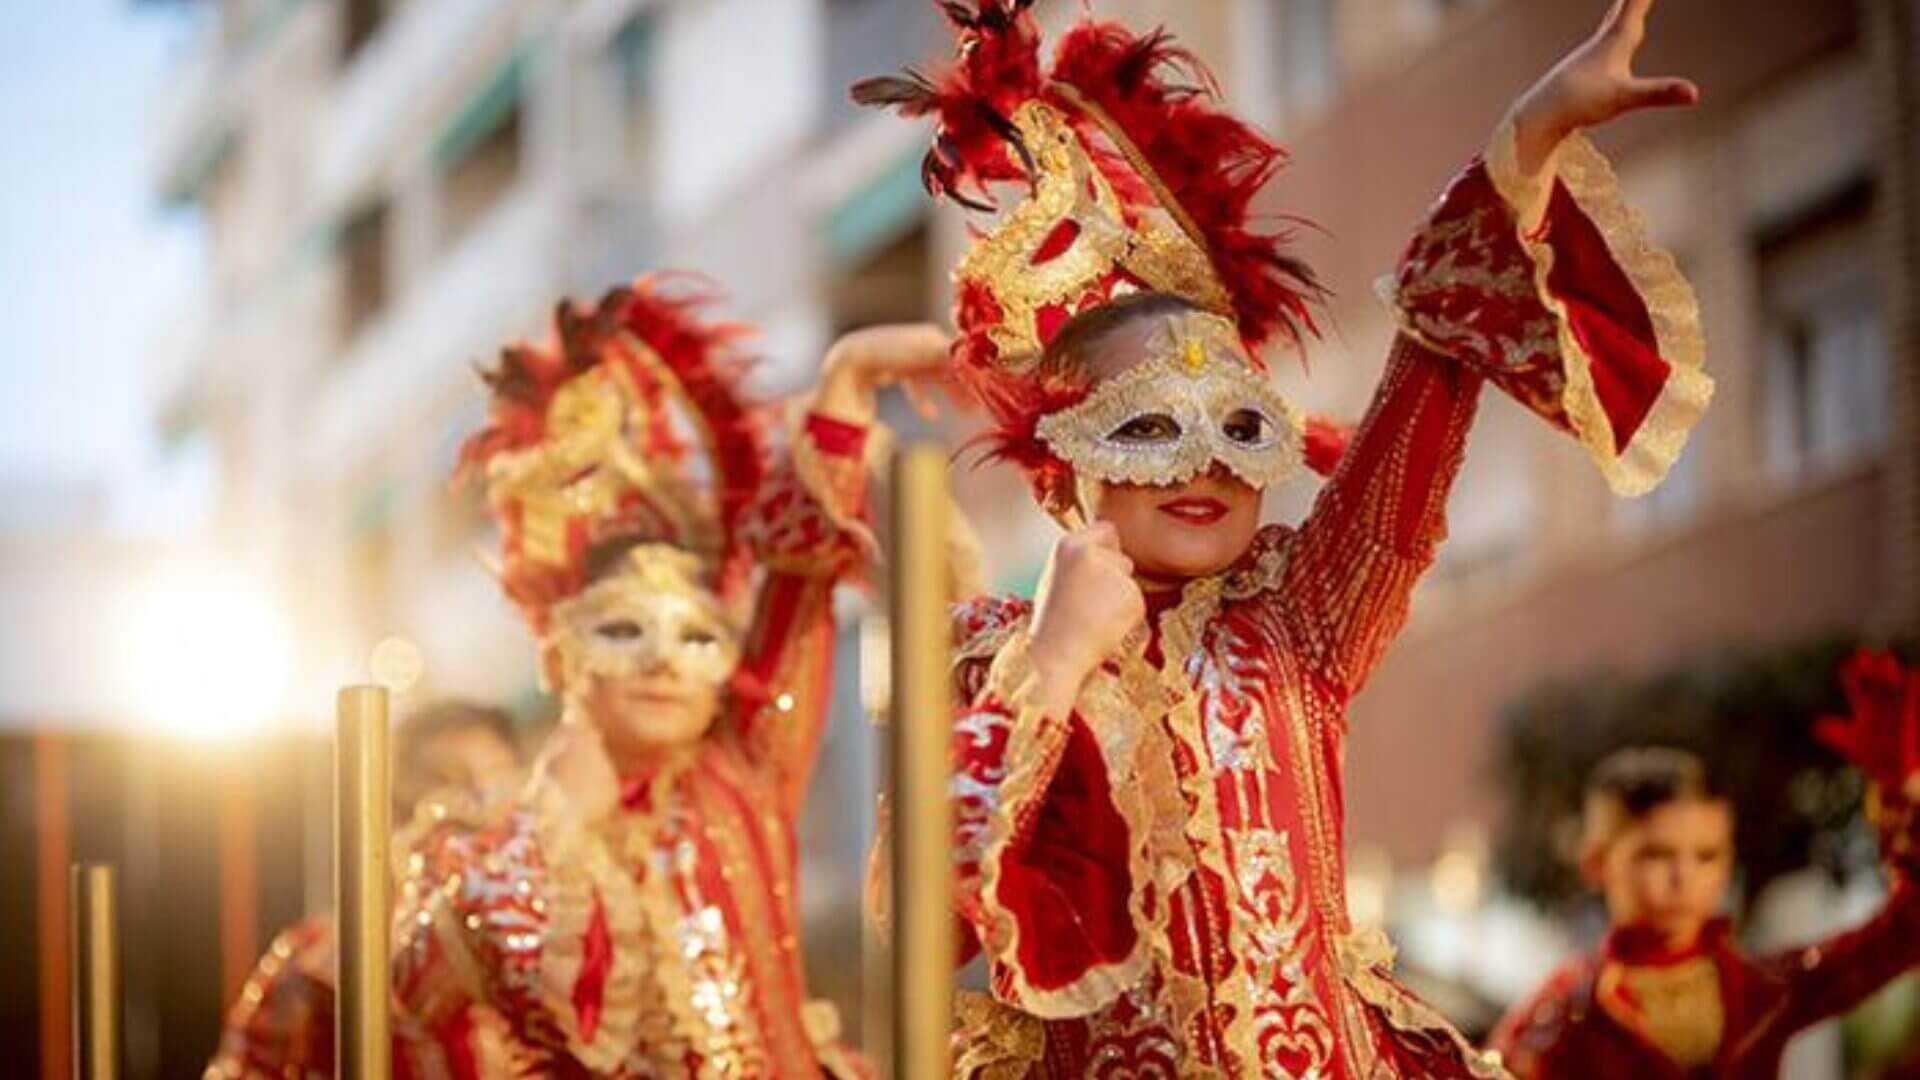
[546,544,740,691]
[1035,311,1304,489]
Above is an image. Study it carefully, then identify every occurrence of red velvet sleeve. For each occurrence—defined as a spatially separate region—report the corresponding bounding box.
[1278,124,1716,697]
[954,694,1144,1018]
[935,596,1148,1018]
[1766,797,1920,1034]
[1389,122,1710,498]
[1276,337,1481,696]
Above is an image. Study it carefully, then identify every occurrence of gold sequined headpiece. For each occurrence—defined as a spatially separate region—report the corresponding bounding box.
[457,277,764,632]
[853,2,1322,491]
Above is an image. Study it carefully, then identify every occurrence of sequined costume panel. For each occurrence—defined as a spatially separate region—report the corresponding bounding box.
[390,414,875,1079]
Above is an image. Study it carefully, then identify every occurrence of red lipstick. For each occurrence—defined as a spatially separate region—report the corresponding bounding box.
[1158,496,1228,525]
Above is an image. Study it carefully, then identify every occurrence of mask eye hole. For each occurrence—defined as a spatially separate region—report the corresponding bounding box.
[1108,413,1182,444]
[595,618,642,642]
[1221,408,1273,446]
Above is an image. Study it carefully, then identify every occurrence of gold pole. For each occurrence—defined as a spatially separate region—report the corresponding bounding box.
[335,685,391,1080]
[69,863,119,1080]
[888,446,953,1080]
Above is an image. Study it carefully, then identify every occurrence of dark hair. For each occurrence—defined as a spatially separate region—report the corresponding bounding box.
[583,533,646,585]
[1586,746,1721,818]
[1039,291,1202,377]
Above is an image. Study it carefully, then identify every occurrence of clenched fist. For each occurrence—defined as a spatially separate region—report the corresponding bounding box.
[1025,522,1147,720]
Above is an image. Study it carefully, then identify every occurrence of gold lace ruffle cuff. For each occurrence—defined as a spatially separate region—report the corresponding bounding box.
[1484,116,1712,498]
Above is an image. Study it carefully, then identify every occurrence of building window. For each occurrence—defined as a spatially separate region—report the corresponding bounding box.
[341,0,386,63]
[440,101,523,253]
[610,13,657,171]
[1758,182,1886,481]
[339,200,390,347]
[1276,0,1337,127]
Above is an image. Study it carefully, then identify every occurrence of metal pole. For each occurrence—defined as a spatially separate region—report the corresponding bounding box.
[335,685,391,1080]
[69,863,119,1080]
[888,446,953,1080]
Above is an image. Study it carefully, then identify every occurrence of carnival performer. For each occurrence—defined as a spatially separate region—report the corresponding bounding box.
[854,0,1711,1075]
[1491,651,1920,1077]
[204,700,523,1080]
[388,277,948,1078]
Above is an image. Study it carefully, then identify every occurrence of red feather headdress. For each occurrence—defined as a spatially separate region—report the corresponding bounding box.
[457,276,766,631]
[853,1,1324,490]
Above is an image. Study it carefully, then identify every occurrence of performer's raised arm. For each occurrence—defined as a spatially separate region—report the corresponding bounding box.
[1280,0,1710,695]
[731,323,954,816]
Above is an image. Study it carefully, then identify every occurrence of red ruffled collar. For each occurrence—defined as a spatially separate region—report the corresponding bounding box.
[1602,917,1732,967]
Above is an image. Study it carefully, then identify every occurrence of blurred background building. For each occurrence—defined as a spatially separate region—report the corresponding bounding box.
[5,0,1917,1075]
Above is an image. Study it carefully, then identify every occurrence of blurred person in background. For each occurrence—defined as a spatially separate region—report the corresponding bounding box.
[1491,651,1920,1078]
[854,0,1708,1074]
[386,277,950,1078]
[203,699,523,1080]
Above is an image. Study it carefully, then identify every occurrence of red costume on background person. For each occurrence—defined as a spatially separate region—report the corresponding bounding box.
[857,2,1711,1076]
[203,701,523,1080]
[1491,651,1920,1078]
[388,279,876,1079]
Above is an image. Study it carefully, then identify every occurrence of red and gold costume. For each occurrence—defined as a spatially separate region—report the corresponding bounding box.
[204,916,338,1079]
[1491,649,1920,1078]
[856,4,1710,1077]
[389,280,874,1078]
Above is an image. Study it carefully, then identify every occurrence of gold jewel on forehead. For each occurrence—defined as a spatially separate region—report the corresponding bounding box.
[545,544,740,693]
[1034,310,1305,490]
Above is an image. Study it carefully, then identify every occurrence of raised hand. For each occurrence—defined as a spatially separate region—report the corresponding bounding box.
[1509,0,1700,174]
[1816,648,1920,804]
[814,322,956,425]
[1024,522,1147,720]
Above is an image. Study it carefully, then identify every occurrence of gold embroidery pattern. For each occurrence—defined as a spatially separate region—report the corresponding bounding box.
[1503,127,1710,498]
[1233,828,1336,1075]
[1336,929,1511,1080]
[954,102,1233,368]
[1171,583,1338,1078]
[1605,958,1725,1068]
[954,990,1048,1080]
